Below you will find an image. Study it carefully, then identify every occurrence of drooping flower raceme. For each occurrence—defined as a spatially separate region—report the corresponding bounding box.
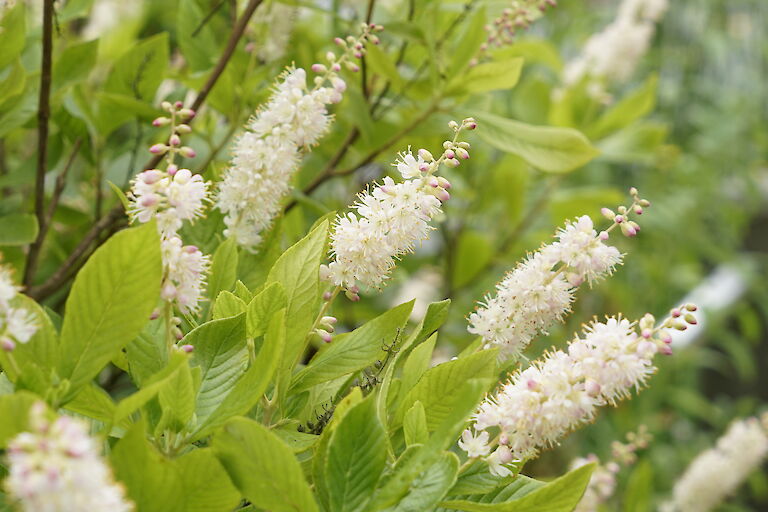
[563,0,668,100]
[461,309,695,476]
[662,416,768,512]
[322,119,476,298]
[5,403,132,512]
[217,25,382,249]
[127,102,211,315]
[0,263,37,352]
[468,214,623,359]
[473,0,557,63]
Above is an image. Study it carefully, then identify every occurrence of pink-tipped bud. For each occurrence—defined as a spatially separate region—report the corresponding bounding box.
[660,331,673,344]
[181,344,194,353]
[167,164,179,176]
[620,223,636,237]
[601,207,615,220]
[659,344,673,356]
[321,316,337,325]
[684,313,697,325]
[614,214,624,223]
[178,108,196,119]
[641,328,652,339]
[161,101,173,111]
[634,205,643,215]
[316,329,333,343]
[671,308,681,318]
[176,124,192,134]
[435,189,450,202]
[149,309,161,320]
[345,290,360,302]
[639,199,651,207]
[427,176,439,188]
[445,158,460,168]
[183,245,199,254]
[140,169,163,184]
[331,77,346,92]
[599,231,609,241]
[174,101,184,109]
[161,282,176,300]
[345,61,360,72]
[437,177,452,190]
[311,63,327,73]
[331,63,341,72]
[322,291,333,301]
[496,445,514,464]
[334,37,346,46]
[527,379,538,391]
[499,434,509,445]
[418,148,434,161]
[169,134,181,146]
[628,221,641,232]
[326,51,336,62]
[152,117,170,127]
[418,163,430,172]
[585,379,601,397]
[349,285,360,294]
[1,337,16,352]
[685,303,698,312]
[629,186,638,196]
[140,194,159,208]
[465,121,477,130]
[149,144,168,154]
[456,148,470,160]
[180,146,196,158]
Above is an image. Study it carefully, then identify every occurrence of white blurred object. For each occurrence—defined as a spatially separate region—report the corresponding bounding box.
[670,262,751,348]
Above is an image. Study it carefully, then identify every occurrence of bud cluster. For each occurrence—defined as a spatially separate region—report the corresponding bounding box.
[474,1,557,63]
[0,262,37,353]
[321,119,476,296]
[599,187,650,238]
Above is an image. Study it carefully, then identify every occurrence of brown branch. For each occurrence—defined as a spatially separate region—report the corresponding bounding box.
[23,0,55,288]
[29,0,265,301]
[37,139,82,243]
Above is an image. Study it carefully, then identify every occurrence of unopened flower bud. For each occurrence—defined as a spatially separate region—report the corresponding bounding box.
[180,146,196,158]
[161,101,173,111]
[671,308,682,318]
[628,221,640,232]
[174,101,184,109]
[427,176,439,188]
[1,337,16,352]
[345,61,360,72]
[149,144,168,154]
[149,309,161,320]
[685,303,698,312]
[437,177,452,190]
[161,282,177,300]
[585,379,601,397]
[167,164,178,176]
[633,205,643,215]
[331,63,341,72]
[601,208,615,220]
[445,158,460,168]
[178,108,195,119]
[448,120,459,130]
[345,290,360,301]
[629,187,638,196]
[684,313,697,325]
[181,344,194,353]
[659,330,672,344]
[176,124,192,134]
[435,189,450,202]
[496,445,514,464]
[618,205,627,214]
[599,231,609,240]
[659,344,673,355]
[311,63,327,73]
[639,199,651,207]
[321,316,337,325]
[456,148,470,160]
[140,170,163,184]
[464,121,477,130]
[418,163,430,172]
[418,148,434,161]
[152,117,170,127]
[316,329,333,343]
[443,149,455,159]
[169,134,181,146]
[322,291,332,301]
[334,37,346,47]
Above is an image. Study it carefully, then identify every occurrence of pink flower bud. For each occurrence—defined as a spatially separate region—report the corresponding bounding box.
[321,316,337,325]
[428,176,439,188]
[331,63,341,72]
[334,37,346,46]
[322,291,332,301]
[527,379,538,391]
[169,134,181,146]
[620,223,636,237]
[345,290,360,302]
[183,245,199,254]
[599,231,609,241]
[465,121,477,130]
[161,101,173,111]
[345,62,360,72]
[180,146,196,158]
[685,303,698,312]
[418,148,434,161]
[174,101,184,109]
[445,158,460,168]
[149,144,168,154]
[418,163,430,172]
[671,308,681,317]
[641,328,652,339]
[496,446,514,464]
[659,344,673,356]
[167,164,178,176]
[152,117,170,127]
[435,189,450,202]
[316,329,333,343]
[149,309,161,320]
[1,337,16,352]
[178,108,196,119]
[585,379,601,397]
[456,148,470,160]
[311,63,327,73]
[176,124,192,134]
[331,77,346,92]
[140,170,163,184]
[437,177,452,189]
[634,205,643,215]
[140,194,159,207]
[161,282,177,300]
[684,313,697,325]
[601,207,615,220]
[181,344,194,353]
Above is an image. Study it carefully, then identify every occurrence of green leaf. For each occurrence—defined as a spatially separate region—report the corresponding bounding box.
[104,32,169,101]
[399,334,436,401]
[58,222,162,403]
[111,421,185,512]
[403,401,428,447]
[491,39,563,72]
[176,448,242,512]
[395,349,498,431]
[0,5,26,70]
[447,6,487,76]
[126,317,167,387]
[206,237,239,318]
[326,394,387,512]
[475,112,600,173]
[214,417,319,512]
[211,291,247,319]
[188,314,248,425]
[64,383,117,425]
[290,301,414,393]
[158,359,196,432]
[588,75,658,140]
[52,39,99,90]
[366,43,404,91]
[233,280,252,302]
[439,463,595,511]
[448,59,524,96]
[0,392,39,448]
[177,0,219,71]
[0,59,26,105]
[266,220,328,369]
[448,459,519,497]
[623,459,652,512]
[191,309,284,440]
[246,281,287,338]
[273,423,320,453]
[0,213,38,246]
[95,92,161,135]
[597,120,668,164]
[383,452,459,512]
[10,293,58,376]
[452,231,493,289]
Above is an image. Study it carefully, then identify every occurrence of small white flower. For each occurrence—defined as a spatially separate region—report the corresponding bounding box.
[458,429,491,458]
[486,446,515,477]
[160,237,210,315]
[0,263,37,348]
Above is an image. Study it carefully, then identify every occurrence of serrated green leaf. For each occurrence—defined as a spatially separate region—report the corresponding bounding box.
[439,463,595,511]
[212,291,246,319]
[206,237,239,318]
[246,281,287,339]
[447,6,487,77]
[214,417,319,512]
[395,349,498,430]
[383,451,459,512]
[158,359,196,432]
[176,448,242,512]
[105,32,169,101]
[0,5,26,70]
[177,0,218,72]
[326,394,387,512]
[448,58,524,96]
[52,39,99,90]
[64,383,116,426]
[267,220,328,370]
[58,222,162,403]
[0,59,25,106]
[403,401,428,447]
[188,314,248,425]
[0,213,38,246]
[290,300,414,393]
[476,112,600,173]
[126,317,168,387]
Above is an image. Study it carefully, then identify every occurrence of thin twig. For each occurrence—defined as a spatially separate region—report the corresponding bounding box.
[41,139,82,238]
[23,0,55,287]
[29,0,265,301]
[192,0,228,37]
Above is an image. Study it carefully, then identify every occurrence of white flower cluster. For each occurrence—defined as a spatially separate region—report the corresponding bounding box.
[0,263,37,352]
[461,316,662,475]
[468,215,622,358]
[128,104,211,314]
[216,68,340,248]
[4,403,132,512]
[663,416,768,512]
[324,154,444,291]
[563,0,668,99]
